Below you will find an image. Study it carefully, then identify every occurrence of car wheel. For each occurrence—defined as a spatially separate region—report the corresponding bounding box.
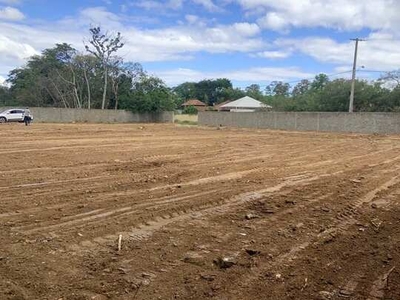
[0,117,6,123]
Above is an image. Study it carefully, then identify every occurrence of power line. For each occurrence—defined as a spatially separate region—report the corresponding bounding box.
[358,69,390,73]
[284,70,353,84]
[363,38,400,42]
[232,70,355,90]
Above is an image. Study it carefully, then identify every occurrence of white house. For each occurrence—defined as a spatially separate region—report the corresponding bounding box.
[220,96,272,112]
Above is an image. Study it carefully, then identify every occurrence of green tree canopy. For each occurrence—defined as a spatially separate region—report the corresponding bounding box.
[245,84,263,100]
[119,74,175,113]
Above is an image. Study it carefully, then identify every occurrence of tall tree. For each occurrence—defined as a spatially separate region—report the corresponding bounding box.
[7,43,80,108]
[109,60,143,110]
[378,70,400,88]
[173,82,197,106]
[266,81,290,96]
[85,27,124,109]
[245,84,263,100]
[173,79,233,106]
[311,73,329,90]
[195,78,233,105]
[73,54,99,109]
[292,79,311,96]
[216,87,245,103]
[120,73,175,112]
[0,85,14,106]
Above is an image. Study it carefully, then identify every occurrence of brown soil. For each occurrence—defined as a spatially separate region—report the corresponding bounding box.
[1,123,400,300]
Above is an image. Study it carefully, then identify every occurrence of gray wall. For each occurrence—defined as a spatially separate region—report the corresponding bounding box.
[199,111,400,134]
[0,107,174,123]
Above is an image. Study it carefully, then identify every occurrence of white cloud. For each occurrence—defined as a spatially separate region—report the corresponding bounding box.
[133,0,183,10]
[121,23,264,61]
[184,14,209,27]
[57,6,124,29]
[1,3,400,87]
[0,18,82,76]
[185,14,199,24]
[0,75,5,85]
[153,67,313,86]
[192,0,221,12]
[227,67,313,82]
[276,38,353,64]
[0,6,265,78]
[231,22,260,37]
[169,0,184,9]
[255,50,291,59]
[258,12,287,32]
[235,0,400,34]
[0,6,24,20]
[0,0,21,5]
[276,33,400,71]
[0,34,38,60]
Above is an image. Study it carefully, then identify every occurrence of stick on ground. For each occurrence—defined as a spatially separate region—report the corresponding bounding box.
[118,234,122,252]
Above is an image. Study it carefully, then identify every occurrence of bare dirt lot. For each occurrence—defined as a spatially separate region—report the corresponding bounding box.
[1,123,400,300]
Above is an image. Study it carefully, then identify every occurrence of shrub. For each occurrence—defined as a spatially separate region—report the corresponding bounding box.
[182,105,198,115]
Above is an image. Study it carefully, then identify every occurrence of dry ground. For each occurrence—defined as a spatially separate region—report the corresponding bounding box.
[1,123,400,300]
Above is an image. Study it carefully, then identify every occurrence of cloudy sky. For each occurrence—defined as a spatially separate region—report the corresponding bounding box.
[1,0,400,88]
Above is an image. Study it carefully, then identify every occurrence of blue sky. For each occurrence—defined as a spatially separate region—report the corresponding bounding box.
[1,0,400,88]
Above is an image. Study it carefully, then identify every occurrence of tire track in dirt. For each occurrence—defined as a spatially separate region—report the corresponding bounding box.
[134,167,397,298]
[15,189,226,234]
[2,141,397,192]
[2,163,263,220]
[0,154,179,191]
[321,174,400,236]
[0,160,261,216]
[182,142,329,168]
[4,146,400,241]
[0,141,145,154]
[0,146,308,215]
[322,186,400,300]
[10,152,400,235]
[0,139,201,156]
[0,175,112,190]
[334,273,363,299]
[0,189,206,219]
[0,149,278,190]
[187,145,332,170]
[224,173,400,298]
[65,171,340,253]
[3,124,400,299]
[368,267,396,300]
[0,154,180,175]
[68,181,340,295]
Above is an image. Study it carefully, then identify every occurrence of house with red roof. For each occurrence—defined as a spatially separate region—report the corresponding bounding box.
[181,99,207,112]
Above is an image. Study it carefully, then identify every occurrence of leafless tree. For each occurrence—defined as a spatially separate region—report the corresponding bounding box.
[85,27,124,109]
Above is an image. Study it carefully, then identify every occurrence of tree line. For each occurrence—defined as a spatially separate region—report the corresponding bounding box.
[0,26,399,112]
[173,73,400,112]
[1,27,175,112]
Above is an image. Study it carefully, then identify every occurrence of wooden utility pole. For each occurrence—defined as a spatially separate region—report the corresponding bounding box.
[349,38,365,113]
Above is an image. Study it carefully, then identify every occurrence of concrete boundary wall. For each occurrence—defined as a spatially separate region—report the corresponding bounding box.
[198,111,400,134]
[174,114,198,123]
[0,107,174,123]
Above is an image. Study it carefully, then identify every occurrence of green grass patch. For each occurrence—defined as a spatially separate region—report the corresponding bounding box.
[174,120,198,126]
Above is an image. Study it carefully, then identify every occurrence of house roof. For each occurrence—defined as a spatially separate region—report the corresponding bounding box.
[214,100,232,109]
[220,96,272,109]
[182,99,207,107]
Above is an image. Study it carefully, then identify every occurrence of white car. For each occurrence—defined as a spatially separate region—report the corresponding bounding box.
[0,109,33,123]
